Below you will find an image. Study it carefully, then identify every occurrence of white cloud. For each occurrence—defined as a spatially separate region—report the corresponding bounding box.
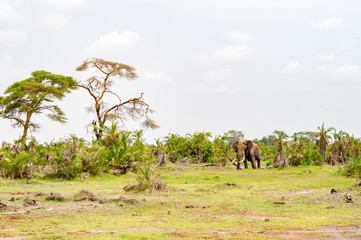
[84,31,140,60]
[311,18,344,30]
[204,69,232,83]
[0,30,27,44]
[142,71,173,84]
[191,69,236,94]
[32,0,87,9]
[280,61,303,74]
[190,44,253,65]
[227,32,252,42]
[190,32,253,65]
[317,52,335,62]
[339,39,357,50]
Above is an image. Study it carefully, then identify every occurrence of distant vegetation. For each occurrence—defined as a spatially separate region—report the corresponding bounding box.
[1,126,361,181]
[0,59,360,182]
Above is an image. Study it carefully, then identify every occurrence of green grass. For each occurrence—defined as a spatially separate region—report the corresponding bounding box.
[0,165,360,239]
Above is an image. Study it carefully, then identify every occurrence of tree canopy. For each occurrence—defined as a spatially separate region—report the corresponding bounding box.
[76,58,159,139]
[0,70,77,140]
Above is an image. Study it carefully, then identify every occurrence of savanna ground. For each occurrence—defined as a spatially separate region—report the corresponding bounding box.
[0,165,361,240]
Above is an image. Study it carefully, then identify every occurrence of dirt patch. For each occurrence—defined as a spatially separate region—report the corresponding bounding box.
[266,225,361,240]
[169,232,192,238]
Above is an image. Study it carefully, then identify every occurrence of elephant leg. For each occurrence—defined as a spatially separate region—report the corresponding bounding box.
[243,159,248,169]
[237,161,241,170]
[251,161,257,169]
[257,159,261,168]
[249,155,257,169]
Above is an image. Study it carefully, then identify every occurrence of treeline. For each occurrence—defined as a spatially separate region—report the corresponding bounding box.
[1,126,361,180]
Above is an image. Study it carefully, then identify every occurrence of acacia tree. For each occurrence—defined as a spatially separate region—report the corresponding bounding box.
[0,71,77,141]
[76,58,158,139]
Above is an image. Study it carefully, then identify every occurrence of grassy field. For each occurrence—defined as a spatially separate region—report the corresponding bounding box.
[0,165,360,239]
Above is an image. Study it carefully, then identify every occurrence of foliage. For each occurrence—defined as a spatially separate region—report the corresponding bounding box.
[76,58,158,139]
[223,130,244,146]
[273,130,289,167]
[0,150,36,179]
[317,123,334,162]
[340,155,361,179]
[254,135,277,146]
[98,122,150,172]
[39,136,84,180]
[134,164,166,192]
[0,71,76,140]
[163,131,232,165]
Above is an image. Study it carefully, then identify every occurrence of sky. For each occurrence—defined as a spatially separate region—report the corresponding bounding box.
[1,0,361,144]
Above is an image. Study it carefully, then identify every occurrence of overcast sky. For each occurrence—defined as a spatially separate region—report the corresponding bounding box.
[1,0,361,143]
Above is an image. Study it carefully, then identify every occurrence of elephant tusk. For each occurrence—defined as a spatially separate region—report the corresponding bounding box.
[239,155,245,163]
[230,158,237,165]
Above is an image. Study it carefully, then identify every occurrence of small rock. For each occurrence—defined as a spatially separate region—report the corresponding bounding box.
[132,212,138,216]
[23,196,37,206]
[0,202,8,210]
[331,189,337,194]
[118,203,123,207]
[345,193,353,203]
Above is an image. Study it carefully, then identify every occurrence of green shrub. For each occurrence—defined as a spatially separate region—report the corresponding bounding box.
[340,155,361,179]
[0,150,36,179]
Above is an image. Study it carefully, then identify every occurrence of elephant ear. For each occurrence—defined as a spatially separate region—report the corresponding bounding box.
[245,140,254,149]
[232,140,239,151]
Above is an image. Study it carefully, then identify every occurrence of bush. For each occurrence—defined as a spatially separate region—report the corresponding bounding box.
[340,155,361,179]
[0,150,36,179]
[124,164,166,193]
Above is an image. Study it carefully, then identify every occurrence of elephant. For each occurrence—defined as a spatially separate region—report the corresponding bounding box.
[230,140,261,169]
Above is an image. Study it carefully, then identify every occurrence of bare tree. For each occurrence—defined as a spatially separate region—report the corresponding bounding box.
[76,58,158,139]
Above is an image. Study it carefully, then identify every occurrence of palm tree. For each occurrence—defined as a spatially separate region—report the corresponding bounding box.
[131,129,145,145]
[273,130,289,167]
[317,123,335,163]
[328,130,349,165]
